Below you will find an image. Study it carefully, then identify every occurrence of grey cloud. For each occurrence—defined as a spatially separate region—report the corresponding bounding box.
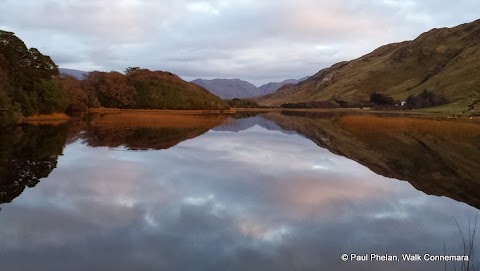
[0,0,479,83]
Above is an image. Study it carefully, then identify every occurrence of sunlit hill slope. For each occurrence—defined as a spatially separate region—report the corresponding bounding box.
[257,19,480,113]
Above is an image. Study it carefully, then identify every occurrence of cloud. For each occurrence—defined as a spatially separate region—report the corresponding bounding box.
[0,0,479,84]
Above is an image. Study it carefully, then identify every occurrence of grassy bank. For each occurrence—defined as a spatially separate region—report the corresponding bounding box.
[23,113,70,125]
[88,108,237,115]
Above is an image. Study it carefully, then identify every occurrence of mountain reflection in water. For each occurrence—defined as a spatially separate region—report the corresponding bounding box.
[0,111,479,271]
[265,111,480,209]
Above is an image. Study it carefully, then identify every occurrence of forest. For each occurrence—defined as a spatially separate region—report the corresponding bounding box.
[0,30,227,125]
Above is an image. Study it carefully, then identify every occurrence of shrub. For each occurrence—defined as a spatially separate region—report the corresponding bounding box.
[405,90,449,109]
[370,92,395,106]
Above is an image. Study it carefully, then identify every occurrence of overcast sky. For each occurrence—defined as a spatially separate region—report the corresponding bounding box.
[0,0,479,85]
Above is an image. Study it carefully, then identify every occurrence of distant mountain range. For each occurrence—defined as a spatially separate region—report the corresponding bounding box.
[257,19,480,113]
[191,77,308,99]
[258,77,309,95]
[60,69,307,100]
[59,68,89,79]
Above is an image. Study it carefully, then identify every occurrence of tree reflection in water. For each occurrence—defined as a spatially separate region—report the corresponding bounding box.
[0,125,68,204]
[0,112,228,204]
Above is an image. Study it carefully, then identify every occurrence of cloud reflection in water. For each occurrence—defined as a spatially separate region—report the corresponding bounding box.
[0,119,478,271]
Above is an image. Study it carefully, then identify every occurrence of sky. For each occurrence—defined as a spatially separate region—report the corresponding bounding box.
[0,0,479,85]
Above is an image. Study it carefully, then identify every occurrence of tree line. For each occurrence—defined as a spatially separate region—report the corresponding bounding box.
[370,91,449,109]
[0,30,227,125]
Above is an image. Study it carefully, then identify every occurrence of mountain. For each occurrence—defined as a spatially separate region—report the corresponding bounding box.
[258,77,309,96]
[257,19,480,113]
[191,77,308,99]
[59,68,88,79]
[191,78,258,99]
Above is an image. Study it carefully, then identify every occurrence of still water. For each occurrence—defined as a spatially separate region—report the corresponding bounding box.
[1,111,479,271]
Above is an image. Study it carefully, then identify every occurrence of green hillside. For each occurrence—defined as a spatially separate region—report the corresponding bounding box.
[257,19,480,114]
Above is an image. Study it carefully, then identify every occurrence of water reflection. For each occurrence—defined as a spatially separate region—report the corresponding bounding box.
[82,112,228,150]
[265,111,480,209]
[0,112,479,271]
[0,125,67,204]
[0,113,227,204]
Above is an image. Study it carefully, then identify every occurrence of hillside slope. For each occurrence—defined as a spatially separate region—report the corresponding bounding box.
[192,77,308,99]
[257,77,309,96]
[85,70,228,110]
[257,19,480,113]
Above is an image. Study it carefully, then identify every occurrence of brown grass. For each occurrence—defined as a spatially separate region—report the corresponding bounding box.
[338,115,480,138]
[23,113,70,125]
[88,108,237,114]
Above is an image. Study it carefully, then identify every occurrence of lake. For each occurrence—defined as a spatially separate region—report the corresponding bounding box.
[1,111,479,271]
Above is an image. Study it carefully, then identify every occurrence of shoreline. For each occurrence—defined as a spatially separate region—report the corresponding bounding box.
[19,107,479,124]
[23,113,70,125]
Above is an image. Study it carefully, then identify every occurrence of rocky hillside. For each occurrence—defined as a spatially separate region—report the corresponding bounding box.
[257,19,480,113]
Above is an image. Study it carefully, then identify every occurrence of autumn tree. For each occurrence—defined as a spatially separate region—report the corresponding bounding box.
[60,75,88,113]
[125,67,140,75]
[0,30,60,116]
[28,48,59,78]
[1,28,228,120]
[37,79,66,114]
[0,66,19,125]
[84,71,136,108]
